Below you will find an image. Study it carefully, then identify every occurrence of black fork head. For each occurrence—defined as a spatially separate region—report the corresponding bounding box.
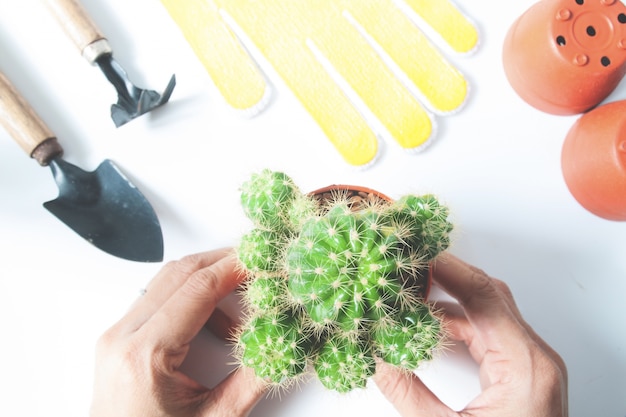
[96,54,176,127]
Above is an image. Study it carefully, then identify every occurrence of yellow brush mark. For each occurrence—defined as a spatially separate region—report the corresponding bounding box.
[405,0,479,54]
[161,0,477,166]
[161,0,267,111]
[312,2,433,150]
[345,0,467,114]
[223,2,379,166]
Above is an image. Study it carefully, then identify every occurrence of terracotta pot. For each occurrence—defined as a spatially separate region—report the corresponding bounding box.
[309,184,433,300]
[561,100,626,220]
[502,0,626,115]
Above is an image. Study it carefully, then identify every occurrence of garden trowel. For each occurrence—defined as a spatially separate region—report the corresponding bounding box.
[45,0,176,127]
[0,71,164,262]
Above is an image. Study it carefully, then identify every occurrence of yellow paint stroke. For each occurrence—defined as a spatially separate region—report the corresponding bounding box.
[161,0,267,112]
[161,0,477,166]
[405,0,479,54]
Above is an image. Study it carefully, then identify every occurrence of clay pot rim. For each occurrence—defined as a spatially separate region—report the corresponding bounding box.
[308,184,433,301]
[308,184,393,202]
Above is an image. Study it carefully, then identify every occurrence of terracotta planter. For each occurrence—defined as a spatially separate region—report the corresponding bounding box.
[561,100,626,220]
[502,0,626,115]
[309,184,433,300]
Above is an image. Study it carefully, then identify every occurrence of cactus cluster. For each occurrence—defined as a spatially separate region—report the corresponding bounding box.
[234,169,452,392]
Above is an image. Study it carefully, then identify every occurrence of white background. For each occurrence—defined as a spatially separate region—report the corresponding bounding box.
[0,0,624,416]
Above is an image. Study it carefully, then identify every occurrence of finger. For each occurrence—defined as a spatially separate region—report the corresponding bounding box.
[373,360,455,417]
[441,312,489,365]
[492,280,568,377]
[433,253,526,347]
[142,252,244,348]
[430,300,501,367]
[205,366,268,417]
[205,307,238,341]
[122,248,234,334]
[434,302,470,340]
[429,300,472,344]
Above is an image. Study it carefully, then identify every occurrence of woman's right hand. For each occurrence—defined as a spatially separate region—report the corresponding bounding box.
[374,254,568,417]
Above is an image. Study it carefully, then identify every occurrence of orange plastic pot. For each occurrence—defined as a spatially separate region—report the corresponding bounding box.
[503,0,626,115]
[310,184,433,300]
[561,99,626,220]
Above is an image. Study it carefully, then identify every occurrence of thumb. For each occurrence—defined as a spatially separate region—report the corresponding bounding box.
[373,361,454,417]
[204,366,268,417]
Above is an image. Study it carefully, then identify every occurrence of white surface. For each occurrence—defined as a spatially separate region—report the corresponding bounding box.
[0,1,624,416]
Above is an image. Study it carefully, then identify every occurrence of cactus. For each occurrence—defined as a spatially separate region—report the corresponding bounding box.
[234,169,452,393]
[373,304,443,369]
[237,308,313,385]
[314,334,376,393]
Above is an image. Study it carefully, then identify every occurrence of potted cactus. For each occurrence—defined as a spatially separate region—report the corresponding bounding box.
[234,169,453,393]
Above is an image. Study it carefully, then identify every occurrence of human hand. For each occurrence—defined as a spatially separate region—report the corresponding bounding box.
[90,248,267,417]
[161,0,478,166]
[374,254,568,416]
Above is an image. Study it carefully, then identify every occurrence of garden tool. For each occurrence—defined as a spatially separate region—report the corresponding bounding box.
[46,0,176,127]
[0,71,164,262]
[161,0,478,166]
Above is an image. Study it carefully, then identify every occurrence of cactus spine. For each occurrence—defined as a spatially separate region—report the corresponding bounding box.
[235,169,452,393]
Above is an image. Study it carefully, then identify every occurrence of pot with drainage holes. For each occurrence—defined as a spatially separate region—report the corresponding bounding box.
[503,0,626,115]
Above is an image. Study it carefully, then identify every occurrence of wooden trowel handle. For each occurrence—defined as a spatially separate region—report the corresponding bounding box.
[0,72,63,166]
[45,0,111,64]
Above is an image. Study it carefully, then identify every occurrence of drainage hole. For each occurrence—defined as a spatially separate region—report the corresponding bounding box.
[601,56,611,67]
[587,26,596,36]
[575,0,584,5]
[556,35,567,46]
[619,13,626,24]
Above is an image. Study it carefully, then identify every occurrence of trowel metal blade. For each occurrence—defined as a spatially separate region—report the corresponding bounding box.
[43,159,164,262]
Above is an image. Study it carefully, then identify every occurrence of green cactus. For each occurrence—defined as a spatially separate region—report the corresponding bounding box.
[239,169,315,232]
[243,272,289,312]
[286,210,415,333]
[237,228,284,273]
[373,304,443,369]
[237,309,313,385]
[314,334,376,393]
[388,194,454,260]
[235,170,453,392]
